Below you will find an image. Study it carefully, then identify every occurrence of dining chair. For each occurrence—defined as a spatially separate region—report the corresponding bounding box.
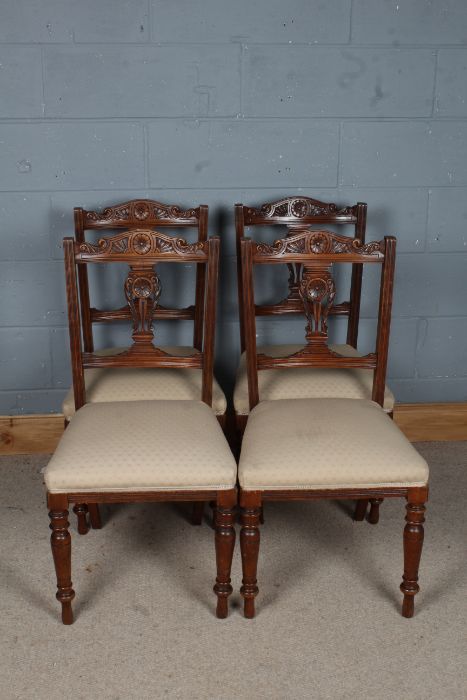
[234,197,395,524]
[237,227,429,619]
[44,228,237,624]
[64,200,227,530]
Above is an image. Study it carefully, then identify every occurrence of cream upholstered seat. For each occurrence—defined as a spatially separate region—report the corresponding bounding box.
[46,400,237,493]
[234,344,395,415]
[239,398,428,491]
[62,347,227,420]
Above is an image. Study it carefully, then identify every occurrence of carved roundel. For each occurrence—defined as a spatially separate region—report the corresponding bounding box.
[133,201,150,220]
[132,277,153,298]
[290,199,308,217]
[132,232,152,254]
[309,233,331,254]
[307,278,328,301]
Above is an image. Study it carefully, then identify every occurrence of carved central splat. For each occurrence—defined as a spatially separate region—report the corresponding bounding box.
[299,263,336,344]
[124,265,161,349]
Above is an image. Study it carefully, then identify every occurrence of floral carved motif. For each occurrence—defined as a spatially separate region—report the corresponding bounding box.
[124,267,162,346]
[299,266,336,338]
[245,197,355,220]
[254,229,383,258]
[77,229,206,259]
[84,199,199,225]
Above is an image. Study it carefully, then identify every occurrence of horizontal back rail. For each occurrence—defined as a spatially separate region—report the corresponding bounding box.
[74,229,209,264]
[241,197,361,225]
[79,199,202,229]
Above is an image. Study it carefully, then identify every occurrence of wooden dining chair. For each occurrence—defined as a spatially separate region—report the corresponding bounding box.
[234,197,395,524]
[64,200,227,530]
[238,228,429,619]
[44,229,237,624]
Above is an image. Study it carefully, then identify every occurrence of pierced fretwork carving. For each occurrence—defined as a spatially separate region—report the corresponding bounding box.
[124,266,161,348]
[245,197,355,220]
[84,199,199,226]
[299,264,336,343]
[255,228,383,259]
[77,229,206,260]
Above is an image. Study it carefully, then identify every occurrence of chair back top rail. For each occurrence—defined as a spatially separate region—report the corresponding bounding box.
[237,196,365,226]
[75,199,206,230]
[240,227,396,410]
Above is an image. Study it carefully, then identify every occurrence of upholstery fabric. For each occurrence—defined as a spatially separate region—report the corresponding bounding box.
[45,400,237,493]
[234,343,395,414]
[239,398,429,490]
[62,347,227,419]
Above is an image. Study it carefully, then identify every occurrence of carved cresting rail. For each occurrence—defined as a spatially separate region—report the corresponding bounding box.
[243,196,357,221]
[73,229,208,366]
[83,199,200,227]
[252,228,385,369]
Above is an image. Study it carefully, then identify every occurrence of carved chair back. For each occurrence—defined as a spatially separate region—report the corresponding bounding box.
[74,199,209,353]
[64,229,220,412]
[235,197,367,352]
[240,227,396,411]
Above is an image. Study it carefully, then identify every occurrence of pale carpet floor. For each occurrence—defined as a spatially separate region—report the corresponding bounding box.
[0,442,466,700]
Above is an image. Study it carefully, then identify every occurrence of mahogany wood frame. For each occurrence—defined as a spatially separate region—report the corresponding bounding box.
[74,199,209,352]
[235,196,367,353]
[47,229,237,624]
[72,201,223,530]
[235,198,371,519]
[238,229,429,619]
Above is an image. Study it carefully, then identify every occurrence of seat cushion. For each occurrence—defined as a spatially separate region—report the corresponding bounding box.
[239,398,428,490]
[62,347,227,420]
[45,400,237,493]
[234,344,395,414]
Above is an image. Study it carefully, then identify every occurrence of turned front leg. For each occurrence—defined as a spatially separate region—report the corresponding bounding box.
[49,507,75,625]
[213,503,236,618]
[240,504,261,619]
[400,497,427,618]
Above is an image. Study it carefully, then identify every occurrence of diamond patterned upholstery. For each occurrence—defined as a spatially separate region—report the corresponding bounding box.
[239,398,428,490]
[234,344,395,414]
[46,400,237,493]
[62,347,227,419]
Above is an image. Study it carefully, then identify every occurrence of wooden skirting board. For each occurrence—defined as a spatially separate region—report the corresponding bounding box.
[0,403,467,455]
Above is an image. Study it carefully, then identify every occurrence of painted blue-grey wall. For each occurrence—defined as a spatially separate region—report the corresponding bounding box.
[1,0,467,413]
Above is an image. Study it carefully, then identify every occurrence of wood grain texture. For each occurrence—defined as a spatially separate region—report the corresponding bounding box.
[0,415,64,455]
[393,403,467,442]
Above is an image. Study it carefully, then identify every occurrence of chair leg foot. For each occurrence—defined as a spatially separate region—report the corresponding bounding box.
[88,504,102,530]
[191,501,204,526]
[354,500,368,521]
[400,497,426,618]
[213,502,236,619]
[73,503,89,535]
[368,498,383,524]
[240,504,261,619]
[49,507,75,625]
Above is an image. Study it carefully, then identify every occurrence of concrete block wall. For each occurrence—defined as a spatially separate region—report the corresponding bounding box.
[1,0,467,413]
